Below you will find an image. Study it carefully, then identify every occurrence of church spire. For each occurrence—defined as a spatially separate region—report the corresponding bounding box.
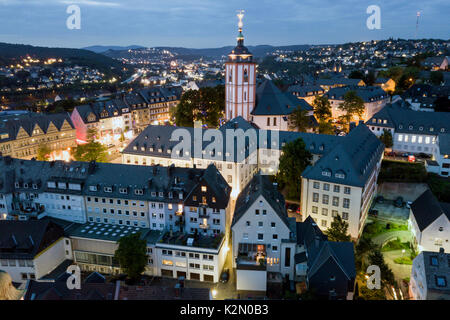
[237,10,245,46]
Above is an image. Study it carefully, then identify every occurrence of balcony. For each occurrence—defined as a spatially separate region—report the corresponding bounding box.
[236,255,267,271]
[199,223,209,229]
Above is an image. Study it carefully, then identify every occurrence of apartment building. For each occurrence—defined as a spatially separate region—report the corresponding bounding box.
[367,102,450,176]
[301,123,384,239]
[231,174,297,291]
[0,110,76,160]
[71,99,131,143]
[409,248,450,300]
[326,86,389,122]
[121,116,260,195]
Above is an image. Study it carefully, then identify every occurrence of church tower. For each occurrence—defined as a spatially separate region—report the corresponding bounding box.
[225,10,257,121]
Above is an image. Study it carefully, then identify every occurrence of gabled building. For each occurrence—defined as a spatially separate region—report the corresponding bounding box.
[287,84,325,105]
[422,56,449,71]
[0,220,71,283]
[250,80,316,131]
[301,123,384,239]
[409,190,450,253]
[231,174,297,291]
[0,111,76,160]
[374,77,395,93]
[295,216,356,300]
[409,248,450,300]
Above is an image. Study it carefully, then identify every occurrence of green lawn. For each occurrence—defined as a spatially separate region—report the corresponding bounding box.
[394,256,413,265]
[378,160,427,183]
[363,220,408,238]
[381,238,411,252]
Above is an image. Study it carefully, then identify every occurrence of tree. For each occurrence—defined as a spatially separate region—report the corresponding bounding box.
[325,215,351,242]
[379,129,393,148]
[349,70,364,80]
[429,71,444,85]
[318,120,335,135]
[355,237,377,272]
[435,96,450,112]
[174,86,224,128]
[338,91,365,130]
[276,138,312,200]
[114,232,148,282]
[71,128,108,162]
[368,249,395,286]
[289,107,310,132]
[312,96,332,121]
[36,143,51,161]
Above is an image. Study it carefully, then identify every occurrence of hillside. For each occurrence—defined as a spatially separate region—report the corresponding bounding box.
[101,44,311,60]
[0,42,124,74]
[82,45,145,53]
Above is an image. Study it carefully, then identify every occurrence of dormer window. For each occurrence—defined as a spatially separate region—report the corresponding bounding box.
[15,182,20,188]
[430,127,434,132]
[32,184,38,189]
[409,125,413,130]
[104,187,112,193]
[201,186,207,192]
[119,188,128,194]
[399,125,403,129]
[89,185,97,192]
[419,126,423,131]
[441,128,445,133]
[23,183,29,189]
[168,192,173,198]
[135,189,144,195]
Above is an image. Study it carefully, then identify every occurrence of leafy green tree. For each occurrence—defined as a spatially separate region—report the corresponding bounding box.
[174,86,224,128]
[325,215,351,242]
[349,70,364,80]
[289,107,310,132]
[114,232,148,281]
[355,237,377,272]
[358,284,386,300]
[276,138,312,200]
[368,249,395,286]
[71,128,108,162]
[36,143,51,161]
[312,96,332,121]
[429,71,444,85]
[379,129,393,148]
[318,120,335,135]
[338,91,365,130]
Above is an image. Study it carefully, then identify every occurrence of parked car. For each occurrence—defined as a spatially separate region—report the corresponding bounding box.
[375,196,384,204]
[418,153,431,159]
[394,196,404,208]
[405,201,413,209]
[220,269,229,283]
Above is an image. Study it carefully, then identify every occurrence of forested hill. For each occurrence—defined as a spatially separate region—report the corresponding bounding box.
[0,42,123,73]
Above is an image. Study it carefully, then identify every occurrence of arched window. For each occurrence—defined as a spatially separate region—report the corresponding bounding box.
[243,68,248,82]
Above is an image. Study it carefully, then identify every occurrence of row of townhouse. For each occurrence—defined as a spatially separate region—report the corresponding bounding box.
[70,86,181,142]
[122,117,383,239]
[231,173,356,299]
[0,156,232,238]
[0,110,76,160]
[367,101,450,176]
[0,157,232,284]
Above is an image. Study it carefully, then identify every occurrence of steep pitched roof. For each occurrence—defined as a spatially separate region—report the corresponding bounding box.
[302,123,384,187]
[251,80,313,116]
[411,189,450,231]
[232,173,288,228]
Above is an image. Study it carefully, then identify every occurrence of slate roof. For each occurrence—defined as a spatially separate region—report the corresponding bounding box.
[316,78,364,87]
[24,280,116,300]
[410,189,450,232]
[0,111,74,143]
[287,85,325,97]
[295,216,355,297]
[302,123,384,187]
[118,285,211,300]
[421,250,450,294]
[232,173,288,228]
[325,86,388,103]
[438,134,450,155]
[251,80,313,116]
[0,157,230,210]
[367,101,450,135]
[0,220,64,260]
[375,78,391,84]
